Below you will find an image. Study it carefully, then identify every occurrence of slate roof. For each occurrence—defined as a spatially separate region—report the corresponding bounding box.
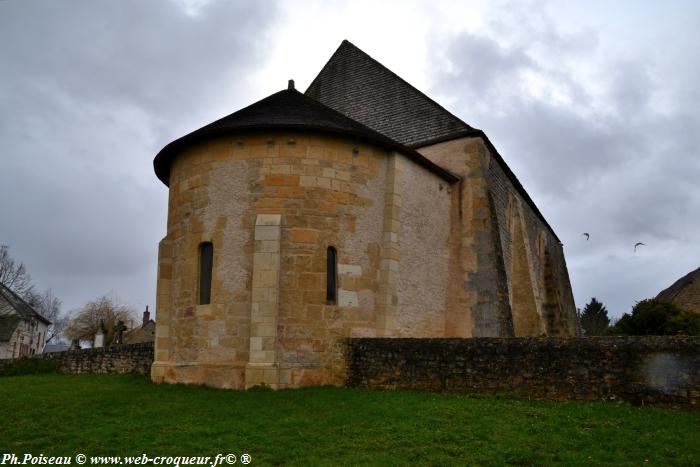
[43,342,70,353]
[125,320,156,344]
[657,267,700,303]
[306,40,561,241]
[0,281,50,342]
[306,40,478,148]
[154,87,459,186]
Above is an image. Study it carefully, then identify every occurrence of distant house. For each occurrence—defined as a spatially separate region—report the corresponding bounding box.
[125,306,155,344]
[0,282,51,359]
[657,266,700,314]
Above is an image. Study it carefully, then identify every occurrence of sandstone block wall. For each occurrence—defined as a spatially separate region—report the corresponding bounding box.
[0,343,154,375]
[417,137,578,337]
[345,337,700,407]
[152,131,457,389]
[395,157,452,337]
[153,126,579,390]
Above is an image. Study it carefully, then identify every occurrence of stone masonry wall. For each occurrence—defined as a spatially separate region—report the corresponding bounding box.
[345,337,700,408]
[395,156,452,337]
[153,131,459,389]
[417,138,511,337]
[481,138,578,336]
[153,131,392,388]
[0,342,154,375]
[417,137,578,337]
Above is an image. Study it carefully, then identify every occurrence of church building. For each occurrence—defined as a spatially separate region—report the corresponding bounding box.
[151,41,579,389]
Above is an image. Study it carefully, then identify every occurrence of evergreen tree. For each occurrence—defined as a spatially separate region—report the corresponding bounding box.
[580,297,610,336]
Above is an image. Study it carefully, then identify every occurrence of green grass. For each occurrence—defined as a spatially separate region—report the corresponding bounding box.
[0,375,698,466]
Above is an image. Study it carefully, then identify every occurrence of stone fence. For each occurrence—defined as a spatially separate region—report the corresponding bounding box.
[345,337,700,408]
[0,342,154,375]
[4,337,699,408]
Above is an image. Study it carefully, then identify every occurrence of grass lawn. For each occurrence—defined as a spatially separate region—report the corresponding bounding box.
[0,374,698,466]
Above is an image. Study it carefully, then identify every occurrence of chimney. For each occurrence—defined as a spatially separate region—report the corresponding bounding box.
[288,79,295,90]
[142,305,150,328]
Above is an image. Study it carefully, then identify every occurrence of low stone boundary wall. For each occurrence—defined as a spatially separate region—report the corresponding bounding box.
[345,337,700,408]
[0,342,154,375]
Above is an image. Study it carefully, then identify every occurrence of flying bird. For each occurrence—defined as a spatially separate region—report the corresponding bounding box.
[582,233,590,240]
[634,242,646,252]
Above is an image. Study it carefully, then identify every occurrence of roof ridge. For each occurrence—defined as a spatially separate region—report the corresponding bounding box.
[305,40,349,97]
[657,266,700,301]
[305,39,474,132]
[0,281,51,324]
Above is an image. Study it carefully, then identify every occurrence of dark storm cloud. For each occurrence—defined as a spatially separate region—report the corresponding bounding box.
[0,0,277,312]
[429,11,700,316]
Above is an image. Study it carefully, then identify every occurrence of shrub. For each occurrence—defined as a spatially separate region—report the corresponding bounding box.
[610,299,700,336]
[0,358,60,376]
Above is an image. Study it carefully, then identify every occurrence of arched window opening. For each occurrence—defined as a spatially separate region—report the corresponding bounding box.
[199,242,213,305]
[326,246,337,304]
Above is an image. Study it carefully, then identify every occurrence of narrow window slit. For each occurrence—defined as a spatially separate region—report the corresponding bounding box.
[326,246,337,304]
[199,242,213,305]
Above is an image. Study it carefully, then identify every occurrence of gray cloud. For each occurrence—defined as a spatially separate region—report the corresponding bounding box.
[0,0,278,314]
[437,33,534,101]
[429,8,700,317]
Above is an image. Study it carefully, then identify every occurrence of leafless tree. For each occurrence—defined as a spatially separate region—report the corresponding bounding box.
[1,246,67,343]
[31,289,67,343]
[64,294,137,346]
[0,245,36,302]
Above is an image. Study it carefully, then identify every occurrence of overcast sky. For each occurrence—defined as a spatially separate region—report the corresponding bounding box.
[1,0,698,321]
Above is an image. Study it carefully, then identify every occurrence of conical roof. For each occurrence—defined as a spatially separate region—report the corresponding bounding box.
[153,87,458,185]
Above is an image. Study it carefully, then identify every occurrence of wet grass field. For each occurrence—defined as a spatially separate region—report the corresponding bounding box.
[1,374,698,466]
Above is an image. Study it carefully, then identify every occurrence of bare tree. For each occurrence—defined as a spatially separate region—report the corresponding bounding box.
[64,294,137,346]
[1,246,67,343]
[0,245,36,302]
[31,289,67,343]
